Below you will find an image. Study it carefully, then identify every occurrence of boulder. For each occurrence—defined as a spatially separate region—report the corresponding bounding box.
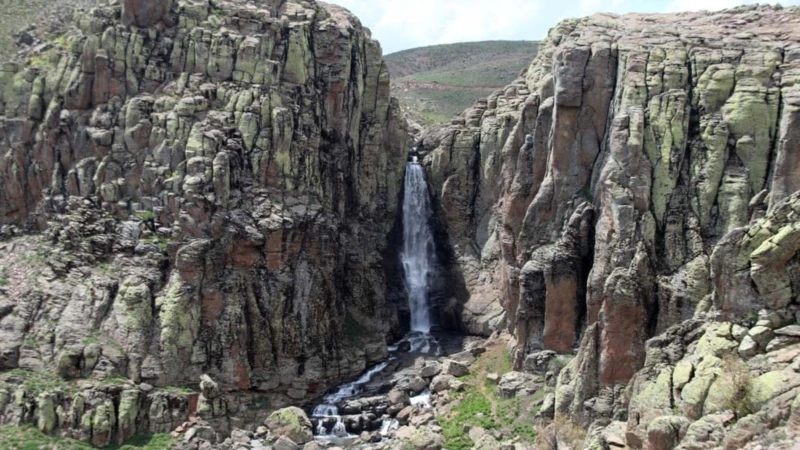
[265,407,313,445]
[200,374,220,399]
[274,436,299,450]
[442,359,470,377]
[419,362,442,378]
[738,335,760,358]
[522,350,556,374]
[430,374,457,393]
[749,326,775,348]
[389,390,410,406]
[497,372,537,399]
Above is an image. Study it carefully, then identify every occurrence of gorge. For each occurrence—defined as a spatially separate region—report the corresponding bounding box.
[1,1,800,450]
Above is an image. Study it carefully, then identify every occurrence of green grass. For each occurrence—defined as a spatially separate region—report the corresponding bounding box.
[108,433,176,450]
[4,369,76,395]
[159,385,194,395]
[438,344,539,450]
[386,40,539,125]
[0,425,94,450]
[396,87,498,123]
[386,41,540,83]
[0,425,175,450]
[440,390,496,450]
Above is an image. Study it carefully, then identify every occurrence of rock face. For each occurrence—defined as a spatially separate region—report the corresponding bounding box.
[0,0,408,436]
[418,3,800,425]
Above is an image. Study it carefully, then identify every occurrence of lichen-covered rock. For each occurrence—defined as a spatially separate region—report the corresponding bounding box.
[0,0,408,430]
[419,4,800,433]
[265,407,313,445]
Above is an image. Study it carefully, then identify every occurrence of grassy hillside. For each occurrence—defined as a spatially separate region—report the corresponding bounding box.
[0,0,98,61]
[385,41,539,124]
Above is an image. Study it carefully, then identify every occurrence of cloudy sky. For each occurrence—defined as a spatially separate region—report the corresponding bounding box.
[328,0,800,54]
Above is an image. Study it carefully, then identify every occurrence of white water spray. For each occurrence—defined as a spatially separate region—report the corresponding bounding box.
[312,362,388,438]
[402,157,436,334]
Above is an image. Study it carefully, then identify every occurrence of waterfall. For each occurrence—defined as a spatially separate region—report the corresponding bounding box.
[402,157,436,334]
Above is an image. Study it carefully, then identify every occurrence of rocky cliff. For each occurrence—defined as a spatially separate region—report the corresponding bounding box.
[418,2,800,442]
[0,0,409,441]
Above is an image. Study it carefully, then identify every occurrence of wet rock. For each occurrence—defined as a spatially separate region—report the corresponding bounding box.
[397,376,429,395]
[389,390,410,406]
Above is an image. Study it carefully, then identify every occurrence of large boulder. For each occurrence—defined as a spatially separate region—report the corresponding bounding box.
[265,407,314,445]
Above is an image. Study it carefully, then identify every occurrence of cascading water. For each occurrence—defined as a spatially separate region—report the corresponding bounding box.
[310,155,440,441]
[312,362,388,438]
[401,156,439,353]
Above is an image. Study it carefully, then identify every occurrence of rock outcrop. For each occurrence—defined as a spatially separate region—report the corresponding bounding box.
[0,0,408,440]
[418,1,800,431]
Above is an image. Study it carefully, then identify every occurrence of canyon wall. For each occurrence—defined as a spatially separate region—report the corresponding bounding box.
[0,0,409,439]
[420,2,800,425]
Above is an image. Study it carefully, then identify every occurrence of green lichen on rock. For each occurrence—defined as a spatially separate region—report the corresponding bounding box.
[265,406,313,445]
[36,392,57,433]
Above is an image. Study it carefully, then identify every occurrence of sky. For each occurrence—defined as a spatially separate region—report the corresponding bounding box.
[328,0,800,54]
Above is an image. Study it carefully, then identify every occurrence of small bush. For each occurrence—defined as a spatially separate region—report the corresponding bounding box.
[721,356,757,418]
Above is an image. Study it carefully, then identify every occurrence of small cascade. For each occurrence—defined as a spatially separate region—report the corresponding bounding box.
[410,389,432,408]
[401,156,439,352]
[312,362,388,438]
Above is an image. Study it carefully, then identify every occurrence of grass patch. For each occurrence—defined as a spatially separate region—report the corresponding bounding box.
[440,390,496,450]
[4,369,76,395]
[0,424,94,450]
[0,425,175,449]
[108,433,176,450]
[159,385,194,396]
[438,342,539,450]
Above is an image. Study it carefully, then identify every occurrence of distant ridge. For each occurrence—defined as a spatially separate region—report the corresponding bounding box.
[385,40,539,124]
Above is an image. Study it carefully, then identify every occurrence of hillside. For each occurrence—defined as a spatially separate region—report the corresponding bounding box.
[385,41,540,124]
[0,0,99,60]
